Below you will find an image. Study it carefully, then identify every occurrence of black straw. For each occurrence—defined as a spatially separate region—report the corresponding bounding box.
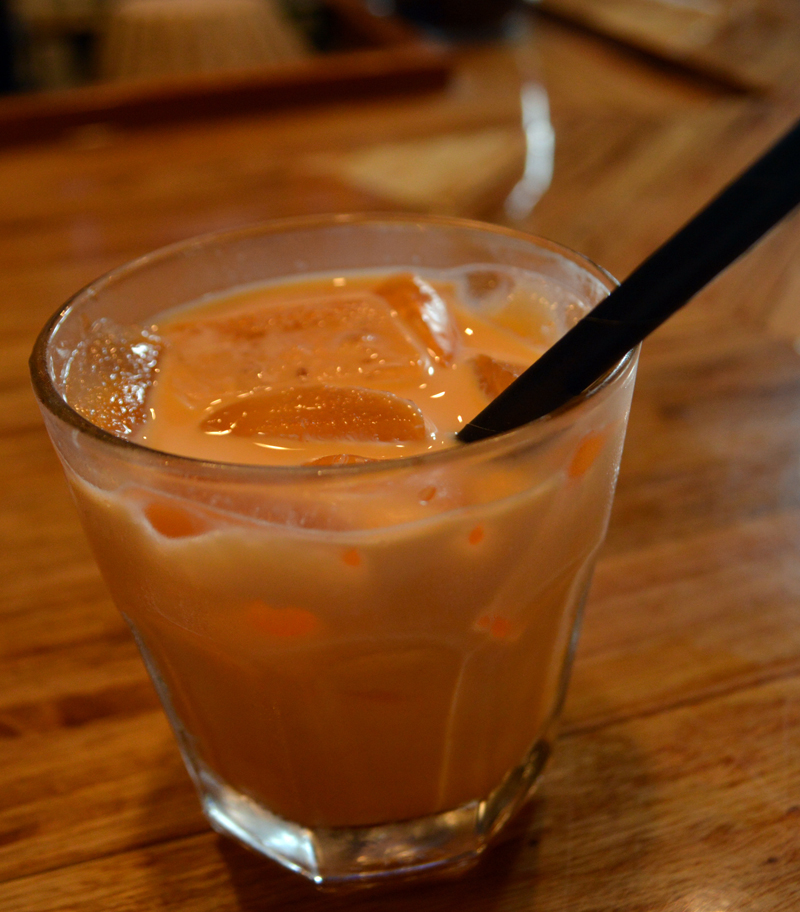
[458,117,800,443]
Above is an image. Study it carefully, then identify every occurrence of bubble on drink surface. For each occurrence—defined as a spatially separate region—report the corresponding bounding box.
[373,273,460,364]
[142,497,210,538]
[64,318,161,436]
[201,385,428,443]
[161,293,432,407]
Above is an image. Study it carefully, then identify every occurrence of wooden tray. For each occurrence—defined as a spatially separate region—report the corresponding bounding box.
[0,0,452,148]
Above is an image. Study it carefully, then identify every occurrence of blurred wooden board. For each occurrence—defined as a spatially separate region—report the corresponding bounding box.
[307,125,527,216]
[538,0,800,92]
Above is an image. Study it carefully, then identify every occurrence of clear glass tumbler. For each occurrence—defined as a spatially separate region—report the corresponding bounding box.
[30,215,638,887]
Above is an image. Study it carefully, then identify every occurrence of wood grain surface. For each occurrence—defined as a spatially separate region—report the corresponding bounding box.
[538,0,800,92]
[2,7,800,910]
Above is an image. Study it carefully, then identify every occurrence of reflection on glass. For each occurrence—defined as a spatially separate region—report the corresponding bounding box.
[505,81,555,221]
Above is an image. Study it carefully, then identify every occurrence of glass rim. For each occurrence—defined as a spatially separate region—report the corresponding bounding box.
[30,212,637,481]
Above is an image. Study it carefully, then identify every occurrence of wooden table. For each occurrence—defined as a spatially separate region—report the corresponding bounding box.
[3,8,800,910]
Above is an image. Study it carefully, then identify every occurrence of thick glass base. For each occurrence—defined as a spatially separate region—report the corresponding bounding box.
[195,738,551,888]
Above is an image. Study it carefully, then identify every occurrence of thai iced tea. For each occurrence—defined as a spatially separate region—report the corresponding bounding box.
[32,217,638,884]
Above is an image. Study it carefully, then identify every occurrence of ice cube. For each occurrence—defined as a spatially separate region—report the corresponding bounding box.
[201,385,428,443]
[470,354,525,399]
[161,293,430,407]
[64,318,161,436]
[456,266,560,348]
[373,273,459,364]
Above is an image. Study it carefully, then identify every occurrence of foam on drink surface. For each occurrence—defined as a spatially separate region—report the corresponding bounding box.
[63,267,572,465]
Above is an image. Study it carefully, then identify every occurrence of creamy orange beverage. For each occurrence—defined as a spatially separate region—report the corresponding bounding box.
[138,270,543,465]
[32,216,638,885]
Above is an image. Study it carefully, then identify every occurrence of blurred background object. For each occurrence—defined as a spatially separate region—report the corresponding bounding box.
[393,0,520,36]
[8,0,104,91]
[99,0,309,83]
[0,1,17,91]
[1,0,425,92]
[0,1,451,145]
[502,10,553,222]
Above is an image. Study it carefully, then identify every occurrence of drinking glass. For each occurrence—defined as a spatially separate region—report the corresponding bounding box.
[31,214,638,887]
